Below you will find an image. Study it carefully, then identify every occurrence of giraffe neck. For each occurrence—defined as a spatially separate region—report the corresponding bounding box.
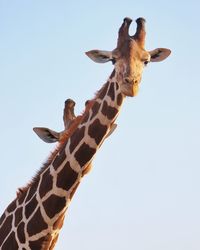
[70,71,124,167]
[0,70,125,249]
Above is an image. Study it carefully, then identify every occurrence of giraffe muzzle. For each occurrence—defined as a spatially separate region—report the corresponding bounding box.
[121,78,140,97]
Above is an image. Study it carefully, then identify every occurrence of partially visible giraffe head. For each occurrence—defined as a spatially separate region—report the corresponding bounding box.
[33,98,76,143]
[86,17,171,97]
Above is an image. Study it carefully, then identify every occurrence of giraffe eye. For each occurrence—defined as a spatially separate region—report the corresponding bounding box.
[111,58,116,65]
[144,60,149,66]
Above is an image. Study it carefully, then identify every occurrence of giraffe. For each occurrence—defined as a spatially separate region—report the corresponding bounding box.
[0,17,171,249]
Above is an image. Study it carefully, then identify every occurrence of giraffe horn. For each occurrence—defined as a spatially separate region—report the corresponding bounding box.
[117,17,132,48]
[133,17,146,47]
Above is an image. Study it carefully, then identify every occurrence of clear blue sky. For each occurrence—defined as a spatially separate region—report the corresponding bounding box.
[0,1,200,250]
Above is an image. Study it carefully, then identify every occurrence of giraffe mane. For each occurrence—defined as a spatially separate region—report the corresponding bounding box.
[16,81,109,199]
[16,115,83,198]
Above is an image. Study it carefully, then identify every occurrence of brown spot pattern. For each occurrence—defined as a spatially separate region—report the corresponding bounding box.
[70,126,85,154]
[91,102,101,120]
[18,191,26,205]
[25,181,38,203]
[110,69,116,79]
[17,222,25,244]
[43,195,66,219]
[98,82,109,100]
[74,143,96,168]
[14,207,23,227]
[57,162,78,191]
[7,200,16,213]
[0,213,5,226]
[88,119,108,145]
[81,112,90,125]
[2,232,18,250]
[101,101,118,120]
[116,81,119,90]
[29,235,51,250]
[107,82,115,101]
[25,195,38,219]
[0,215,13,246]
[27,207,48,237]
[39,169,53,199]
[52,146,66,170]
[117,93,123,106]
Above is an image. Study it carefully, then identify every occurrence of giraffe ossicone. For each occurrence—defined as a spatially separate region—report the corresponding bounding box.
[0,17,171,249]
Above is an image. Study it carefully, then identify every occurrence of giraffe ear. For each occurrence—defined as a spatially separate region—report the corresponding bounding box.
[85,50,113,63]
[33,127,60,143]
[149,48,171,62]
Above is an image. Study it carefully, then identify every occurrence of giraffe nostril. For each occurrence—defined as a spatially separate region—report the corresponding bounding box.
[124,77,139,85]
[124,78,130,84]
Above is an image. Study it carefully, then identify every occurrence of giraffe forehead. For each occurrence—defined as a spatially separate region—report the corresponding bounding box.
[122,39,147,60]
[115,41,149,76]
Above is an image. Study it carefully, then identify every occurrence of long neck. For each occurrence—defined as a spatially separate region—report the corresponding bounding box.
[70,71,125,172]
[0,71,125,249]
[50,71,125,208]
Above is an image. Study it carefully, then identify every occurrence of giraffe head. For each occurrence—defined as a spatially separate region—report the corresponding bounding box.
[86,17,171,97]
[33,98,76,143]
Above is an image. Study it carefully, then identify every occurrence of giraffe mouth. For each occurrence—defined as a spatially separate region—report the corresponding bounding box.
[121,82,139,97]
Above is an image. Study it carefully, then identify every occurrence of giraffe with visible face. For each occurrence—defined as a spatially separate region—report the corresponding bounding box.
[0,17,171,249]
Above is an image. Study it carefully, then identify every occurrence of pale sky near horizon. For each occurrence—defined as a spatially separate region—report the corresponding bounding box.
[0,1,200,250]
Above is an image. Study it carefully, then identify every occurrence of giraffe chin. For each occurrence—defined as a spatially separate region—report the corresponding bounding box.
[132,85,139,96]
[121,83,139,97]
